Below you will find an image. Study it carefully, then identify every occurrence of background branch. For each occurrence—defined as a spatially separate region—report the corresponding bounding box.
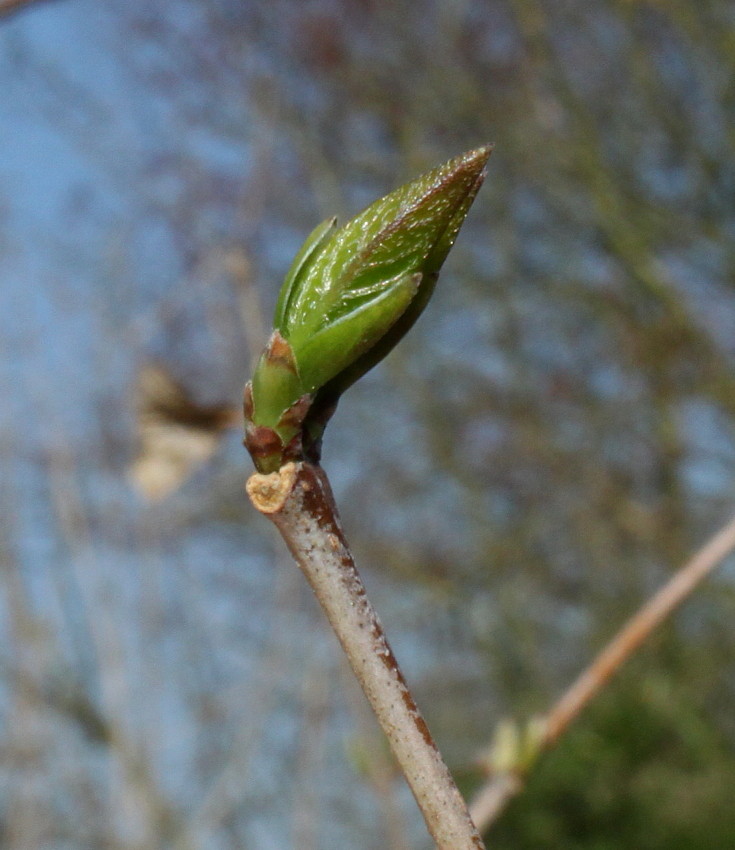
[0,0,60,18]
[470,512,735,834]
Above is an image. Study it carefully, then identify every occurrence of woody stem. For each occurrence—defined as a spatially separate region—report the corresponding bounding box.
[246,461,486,850]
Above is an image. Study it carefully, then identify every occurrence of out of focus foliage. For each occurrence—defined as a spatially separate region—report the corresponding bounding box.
[1,0,733,848]
[492,664,735,850]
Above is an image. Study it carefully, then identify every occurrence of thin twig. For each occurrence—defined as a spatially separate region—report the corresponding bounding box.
[470,512,735,834]
[543,513,735,744]
[247,461,486,850]
[225,248,268,368]
[468,773,523,836]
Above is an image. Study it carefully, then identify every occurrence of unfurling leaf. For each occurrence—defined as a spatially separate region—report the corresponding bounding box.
[245,145,492,473]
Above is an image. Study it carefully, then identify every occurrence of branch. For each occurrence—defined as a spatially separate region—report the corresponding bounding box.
[470,511,735,834]
[0,0,61,18]
[247,461,485,850]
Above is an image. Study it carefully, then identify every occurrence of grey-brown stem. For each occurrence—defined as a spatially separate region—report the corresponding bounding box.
[247,461,485,850]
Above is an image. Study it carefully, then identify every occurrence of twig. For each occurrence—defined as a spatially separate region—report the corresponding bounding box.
[247,461,485,850]
[0,0,60,18]
[470,511,735,834]
[468,773,523,836]
[543,512,735,744]
[171,566,302,850]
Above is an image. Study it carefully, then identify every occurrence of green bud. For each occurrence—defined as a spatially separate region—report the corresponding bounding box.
[245,145,492,473]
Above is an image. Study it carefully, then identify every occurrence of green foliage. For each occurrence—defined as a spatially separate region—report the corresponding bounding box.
[488,668,735,850]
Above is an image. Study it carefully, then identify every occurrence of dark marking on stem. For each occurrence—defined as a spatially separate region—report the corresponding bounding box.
[298,464,342,532]
[381,640,437,750]
[298,464,441,753]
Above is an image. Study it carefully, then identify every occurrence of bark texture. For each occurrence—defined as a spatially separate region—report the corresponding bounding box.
[247,461,485,850]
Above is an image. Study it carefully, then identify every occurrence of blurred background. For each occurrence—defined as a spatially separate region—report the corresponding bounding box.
[1,1,734,848]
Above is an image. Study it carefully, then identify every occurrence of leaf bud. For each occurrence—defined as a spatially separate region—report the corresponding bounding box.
[245,145,492,472]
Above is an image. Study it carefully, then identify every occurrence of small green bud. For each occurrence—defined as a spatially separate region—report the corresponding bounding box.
[483,716,547,776]
[245,145,492,473]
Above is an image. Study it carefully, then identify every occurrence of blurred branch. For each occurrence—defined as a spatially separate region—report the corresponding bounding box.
[226,248,268,366]
[47,443,182,842]
[291,657,330,850]
[0,0,60,18]
[543,513,735,746]
[470,511,735,834]
[171,564,302,850]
